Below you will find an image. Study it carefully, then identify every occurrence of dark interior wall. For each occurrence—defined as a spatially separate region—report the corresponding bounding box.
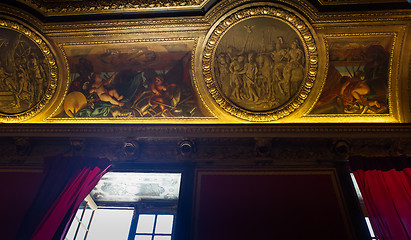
[0,169,44,240]
[193,169,357,240]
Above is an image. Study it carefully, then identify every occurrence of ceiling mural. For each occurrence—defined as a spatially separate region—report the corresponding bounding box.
[202,6,318,122]
[50,40,212,119]
[310,35,394,115]
[0,19,58,122]
[0,0,409,123]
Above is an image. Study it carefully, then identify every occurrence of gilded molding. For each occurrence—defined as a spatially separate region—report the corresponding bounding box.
[202,6,318,121]
[17,0,209,16]
[318,0,409,5]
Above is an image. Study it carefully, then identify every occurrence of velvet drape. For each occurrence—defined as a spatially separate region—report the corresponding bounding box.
[17,156,111,240]
[351,156,411,240]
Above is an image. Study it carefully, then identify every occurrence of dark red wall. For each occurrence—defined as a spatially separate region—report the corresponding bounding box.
[0,169,44,240]
[193,169,354,240]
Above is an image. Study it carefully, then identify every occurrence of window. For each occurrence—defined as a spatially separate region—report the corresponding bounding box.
[65,172,182,240]
[350,173,378,239]
[131,214,174,240]
[65,200,95,240]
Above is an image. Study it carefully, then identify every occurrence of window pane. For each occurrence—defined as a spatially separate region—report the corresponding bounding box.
[65,220,79,240]
[153,236,171,240]
[365,217,376,238]
[77,225,87,240]
[154,215,173,234]
[135,235,152,240]
[350,173,363,202]
[87,209,134,240]
[83,208,94,224]
[75,207,85,221]
[136,214,156,234]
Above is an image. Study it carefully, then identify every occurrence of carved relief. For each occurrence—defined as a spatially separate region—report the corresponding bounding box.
[0,20,58,122]
[203,6,318,121]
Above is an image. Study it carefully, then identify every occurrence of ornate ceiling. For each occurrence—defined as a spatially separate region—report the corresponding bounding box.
[5,0,410,19]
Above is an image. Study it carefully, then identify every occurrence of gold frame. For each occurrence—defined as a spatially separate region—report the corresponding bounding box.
[0,19,59,122]
[45,37,219,123]
[303,23,405,123]
[0,0,409,123]
[202,6,318,122]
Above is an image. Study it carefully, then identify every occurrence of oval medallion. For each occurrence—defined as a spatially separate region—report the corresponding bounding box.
[202,6,318,121]
[0,20,58,122]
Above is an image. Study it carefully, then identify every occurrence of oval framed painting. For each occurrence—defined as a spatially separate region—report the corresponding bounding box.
[202,6,318,121]
[0,19,58,122]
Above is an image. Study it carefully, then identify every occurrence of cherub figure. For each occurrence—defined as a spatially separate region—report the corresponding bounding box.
[89,72,124,106]
[149,75,175,115]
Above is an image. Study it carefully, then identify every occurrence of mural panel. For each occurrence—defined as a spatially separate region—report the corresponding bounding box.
[53,40,208,119]
[0,20,57,122]
[203,6,318,122]
[310,35,393,115]
[214,17,305,111]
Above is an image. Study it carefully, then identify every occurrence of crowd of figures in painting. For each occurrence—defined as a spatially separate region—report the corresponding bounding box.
[0,29,48,114]
[215,36,305,111]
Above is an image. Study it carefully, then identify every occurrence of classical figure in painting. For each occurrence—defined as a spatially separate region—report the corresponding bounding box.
[283,39,305,96]
[339,73,381,112]
[148,75,177,116]
[270,37,287,97]
[89,72,124,107]
[0,29,49,113]
[28,53,47,103]
[213,17,306,112]
[216,53,230,95]
[311,41,390,114]
[243,52,259,102]
[58,45,204,118]
[229,55,246,101]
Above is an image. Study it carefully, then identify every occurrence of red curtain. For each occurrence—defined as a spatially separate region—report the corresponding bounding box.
[17,156,111,240]
[351,156,411,240]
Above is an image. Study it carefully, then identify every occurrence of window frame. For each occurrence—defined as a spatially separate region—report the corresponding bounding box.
[128,202,178,240]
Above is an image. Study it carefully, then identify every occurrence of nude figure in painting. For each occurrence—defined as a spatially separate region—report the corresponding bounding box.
[149,75,175,116]
[89,72,124,106]
[339,73,381,110]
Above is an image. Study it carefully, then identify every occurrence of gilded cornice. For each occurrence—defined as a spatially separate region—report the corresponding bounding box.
[318,0,409,5]
[16,0,211,17]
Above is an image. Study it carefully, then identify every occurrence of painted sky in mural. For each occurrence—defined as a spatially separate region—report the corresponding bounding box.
[310,36,392,115]
[53,41,207,118]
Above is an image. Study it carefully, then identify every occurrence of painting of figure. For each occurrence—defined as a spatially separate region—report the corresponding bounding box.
[214,17,306,112]
[310,37,392,115]
[53,41,208,118]
[0,28,49,114]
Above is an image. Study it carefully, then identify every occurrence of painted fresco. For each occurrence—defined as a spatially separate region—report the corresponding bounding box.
[214,17,306,112]
[0,28,50,114]
[53,41,206,118]
[310,37,392,115]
